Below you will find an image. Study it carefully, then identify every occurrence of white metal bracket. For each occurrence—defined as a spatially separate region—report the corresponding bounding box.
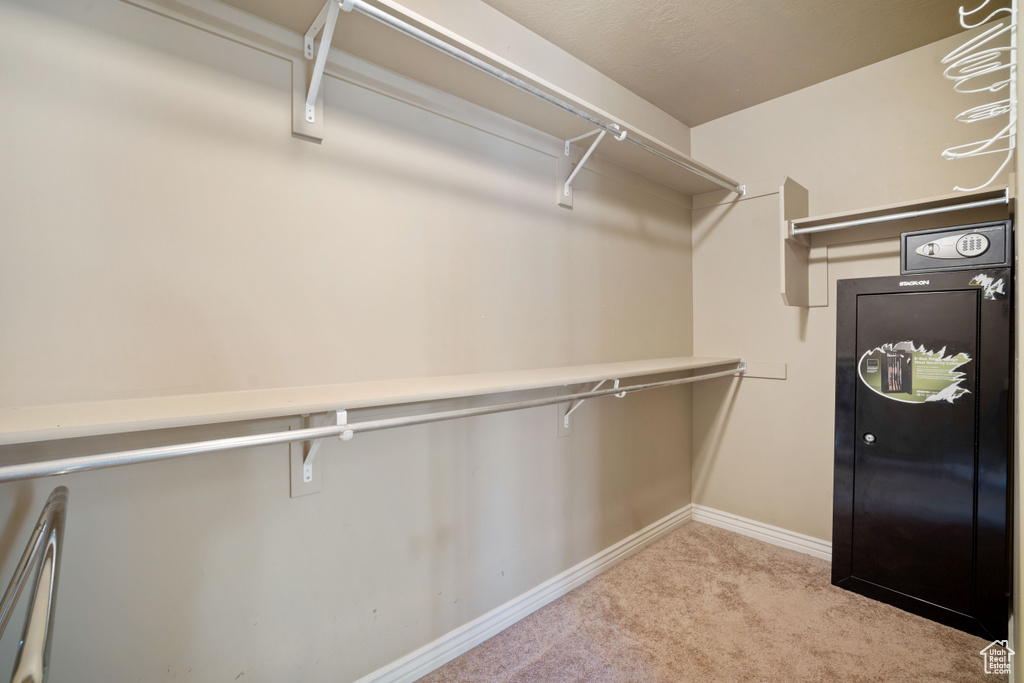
[302,409,353,483]
[303,0,352,124]
[563,379,626,429]
[563,128,605,199]
[558,125,627,206]
[739,361,747,375]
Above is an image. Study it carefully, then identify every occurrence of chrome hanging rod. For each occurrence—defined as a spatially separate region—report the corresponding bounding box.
[0,486,68,683]
[791,191,1009,236]
[0,364,745,483]
[332,0,744,196]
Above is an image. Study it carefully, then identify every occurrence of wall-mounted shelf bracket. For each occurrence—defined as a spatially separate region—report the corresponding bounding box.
[559,125,627,205]
[295,0,743,196]
[563,378,626,429]
[302,409,352,483]
[303,0,351,124]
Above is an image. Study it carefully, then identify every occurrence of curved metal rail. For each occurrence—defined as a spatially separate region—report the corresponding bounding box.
[0,486,68,683]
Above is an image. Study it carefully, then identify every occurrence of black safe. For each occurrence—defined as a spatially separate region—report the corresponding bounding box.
[832,269,1012,640]
[901,220,1012,275]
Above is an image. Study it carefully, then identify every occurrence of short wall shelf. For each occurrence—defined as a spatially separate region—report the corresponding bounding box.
[780,182,1012,308]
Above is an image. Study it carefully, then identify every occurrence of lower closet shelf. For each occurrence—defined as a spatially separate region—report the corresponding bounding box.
[0,356,741,446]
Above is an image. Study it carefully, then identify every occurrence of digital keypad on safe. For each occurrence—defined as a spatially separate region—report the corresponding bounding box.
[955,233,989,257]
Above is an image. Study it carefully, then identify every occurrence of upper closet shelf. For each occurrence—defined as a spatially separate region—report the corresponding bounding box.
[0,357,741,447]
[779,180,1013,308]
[789,187,1011,237]
[298,0,744,202]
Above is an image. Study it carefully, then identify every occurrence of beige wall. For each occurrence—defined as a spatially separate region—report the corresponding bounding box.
[0,0,695,408]
[690,28,1009,539]
[0,0,695,680]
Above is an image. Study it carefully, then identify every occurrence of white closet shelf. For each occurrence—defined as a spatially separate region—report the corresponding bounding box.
[780,180,1013,308]
[135,0,740,197]
[294,0,743,198]
[789,187,1011,235]
[0,356,741,446]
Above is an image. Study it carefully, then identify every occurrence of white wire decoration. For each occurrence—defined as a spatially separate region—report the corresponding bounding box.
[941,0,1017,192]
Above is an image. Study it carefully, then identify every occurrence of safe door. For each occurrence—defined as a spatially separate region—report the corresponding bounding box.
[832,269,1012,640]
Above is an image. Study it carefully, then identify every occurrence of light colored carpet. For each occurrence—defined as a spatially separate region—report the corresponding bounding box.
[419,522,1003,682]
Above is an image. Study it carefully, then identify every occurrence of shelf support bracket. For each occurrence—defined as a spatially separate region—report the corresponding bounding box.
[559,125,627,205]
[302,409,353,483]
[304,0,351,124]
[563,379,626,429]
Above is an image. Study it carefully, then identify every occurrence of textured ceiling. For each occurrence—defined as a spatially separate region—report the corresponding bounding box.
[220,0,1007,128]
[476,0,1000,126]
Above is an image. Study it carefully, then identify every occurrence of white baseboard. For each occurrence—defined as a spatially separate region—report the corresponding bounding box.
[354,504,695,683]
[355,504,831,682]
[691,504,832,561]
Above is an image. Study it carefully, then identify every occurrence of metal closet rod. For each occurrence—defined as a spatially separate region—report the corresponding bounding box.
[0,365,744,483]
[791,191,1009,236]
[344,0,744,196]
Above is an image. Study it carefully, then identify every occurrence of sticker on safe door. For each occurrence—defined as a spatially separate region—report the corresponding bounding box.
[968,273,1007,300]
[858,342,972,404]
